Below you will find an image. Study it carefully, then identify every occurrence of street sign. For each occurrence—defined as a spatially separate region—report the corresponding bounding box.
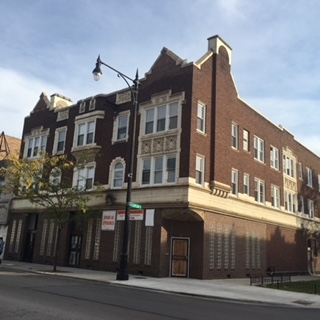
[129,202,142,209]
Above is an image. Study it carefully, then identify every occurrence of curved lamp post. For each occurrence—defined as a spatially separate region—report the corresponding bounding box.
[93,55,139,280]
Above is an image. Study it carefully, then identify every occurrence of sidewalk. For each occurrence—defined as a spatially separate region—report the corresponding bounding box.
[2,260,320,308]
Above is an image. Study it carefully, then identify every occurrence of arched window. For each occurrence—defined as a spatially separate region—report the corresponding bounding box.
[113,162,124,188]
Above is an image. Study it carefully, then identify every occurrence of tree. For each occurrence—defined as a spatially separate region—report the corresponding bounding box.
[0,152,100,271]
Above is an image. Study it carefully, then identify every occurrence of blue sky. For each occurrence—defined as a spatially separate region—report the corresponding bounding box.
[1,0,320,154]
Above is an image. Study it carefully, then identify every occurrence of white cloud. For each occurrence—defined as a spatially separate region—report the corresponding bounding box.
[0,68,61,138]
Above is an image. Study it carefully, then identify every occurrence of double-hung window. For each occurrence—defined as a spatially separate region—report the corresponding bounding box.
[113,162,124,188]
[254,178,265,204]
[298,196,305,214]
[77,121,95,147]
[116,115,128,141]
[306,167,313,187]
[270,146,279,170]
[285,191,296,213]
[53,127,67,154]
[283,155,295,178]
[254,136,264,162]
[25,135,47,158]
[197,102,206,133]
[231,169,238,196]
[298,163,303,179]
[76,165,95,190]
[243,130,249,151]
[271,185,280,209]
[141,155,176,185]
[308,199,315,219]
[144,102,178,135]
[243,173,250,195]
[231,123,239,149]
[195,155,205,186]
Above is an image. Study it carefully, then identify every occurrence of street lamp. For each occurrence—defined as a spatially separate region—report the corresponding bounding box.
[93,55,139,280]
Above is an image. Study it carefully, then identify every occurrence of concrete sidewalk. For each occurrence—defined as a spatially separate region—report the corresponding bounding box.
[2,260,320,308]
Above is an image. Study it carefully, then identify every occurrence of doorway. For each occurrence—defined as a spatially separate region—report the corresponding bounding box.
[170,238,189,277]
[68,235,82,267]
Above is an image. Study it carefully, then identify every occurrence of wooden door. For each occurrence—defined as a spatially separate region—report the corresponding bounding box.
[171,238,189,277]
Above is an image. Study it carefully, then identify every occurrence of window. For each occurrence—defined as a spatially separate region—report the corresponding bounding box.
[271,185,280,209]
[270,146,279,170]
[144,102,178,135]
[306,167,313,187]
[75,165,95,190]
[243,130,249,151]
[243,173,250,195]
[113,162,124,188]
[231,123,238,149]
[254,136,264,162]
[116,115,128,141]
[283,155,295,178]
[254,178,265,204]
[141,156,176,185]
[197,102,206,133]
[318,174,320,191]
[25,135,47,158]
[298,163,303,179]
[196,155,204,185]
[231,169,238,196]
[308,199,315,219]
[76,120,95,147]
[298,196,305,214]
[50,168,61,188]
[284,191,297,213]
[53,128,67,154]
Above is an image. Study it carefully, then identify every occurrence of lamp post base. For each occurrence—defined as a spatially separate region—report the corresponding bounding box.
[116,271,129,281]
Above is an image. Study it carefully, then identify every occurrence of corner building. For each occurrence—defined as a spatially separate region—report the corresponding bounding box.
[6,35,320,279]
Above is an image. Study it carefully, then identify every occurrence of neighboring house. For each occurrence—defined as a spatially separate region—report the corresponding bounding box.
[5,35,320,278]
[0,132,21,251]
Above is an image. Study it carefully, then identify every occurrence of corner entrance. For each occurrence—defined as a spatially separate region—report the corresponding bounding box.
[170,238,189,277]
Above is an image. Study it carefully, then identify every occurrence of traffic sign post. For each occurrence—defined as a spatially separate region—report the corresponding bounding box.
[129,202,142,209]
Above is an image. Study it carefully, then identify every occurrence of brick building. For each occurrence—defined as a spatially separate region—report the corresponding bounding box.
[5,35,320,279]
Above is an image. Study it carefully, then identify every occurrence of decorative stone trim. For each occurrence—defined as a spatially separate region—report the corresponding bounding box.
[210,180,231,198]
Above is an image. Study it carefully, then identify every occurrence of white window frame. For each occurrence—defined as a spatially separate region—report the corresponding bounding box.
[308,199,315,219]
[73,163,95,190]
[24,135,48,158]
[306,167,313,188]
[76,120,95,147]
[270,146,279,170]
[254,178,265,204]
[284,191,297,213]
[141,155,177,185]
[197,102,206,133]
[271,185,280,209]
[195,155,205,186]
[254,136,264,163]
[299,196,305,214]
[283,155,296,178]
[113,113,129,142]
[112,162,124,189]
[243,173,250,195]
[144,102,179,135]
[318,174,320,191]
[243,130,249,151]
[72,112,104,150]
[298,163,303,179]
[231,123,239,150]
[231,169,238,196]
[53,127,67,154]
